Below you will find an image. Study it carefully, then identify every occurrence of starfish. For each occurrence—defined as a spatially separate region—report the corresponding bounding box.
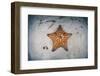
[47,25,72,52]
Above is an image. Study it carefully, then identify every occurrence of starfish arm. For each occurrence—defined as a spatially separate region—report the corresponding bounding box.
[64,47,68,51]
[62,42,68,51]
[52,48,57,52]
[47,33,56,40]
[68,33,72,38]
[52,40,59,52]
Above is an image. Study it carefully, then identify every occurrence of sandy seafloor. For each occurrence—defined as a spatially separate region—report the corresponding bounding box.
[28,15,88,60]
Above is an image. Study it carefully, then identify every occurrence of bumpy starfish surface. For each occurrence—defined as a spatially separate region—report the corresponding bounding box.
[47,25,72,52]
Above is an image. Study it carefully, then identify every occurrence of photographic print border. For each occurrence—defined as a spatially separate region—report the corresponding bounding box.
[11,2,98,74]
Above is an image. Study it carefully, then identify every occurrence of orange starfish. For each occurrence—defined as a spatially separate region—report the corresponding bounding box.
[47,25,72,52]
